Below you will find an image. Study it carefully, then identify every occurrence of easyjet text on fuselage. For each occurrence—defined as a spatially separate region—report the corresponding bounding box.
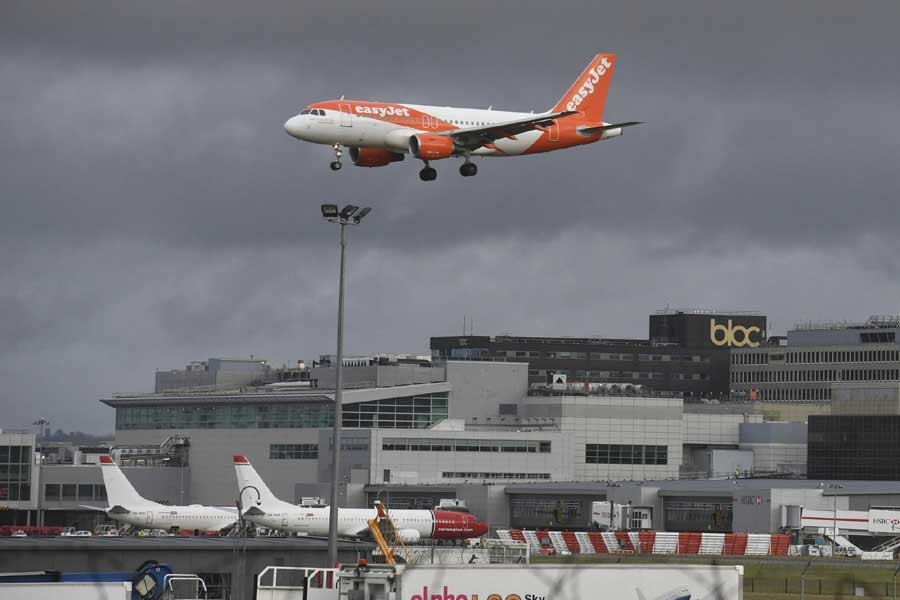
[355,105,411,118]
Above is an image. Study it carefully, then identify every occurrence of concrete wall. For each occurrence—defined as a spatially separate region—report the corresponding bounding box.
[309,365,446,389]
[114,429,320,505]
[553,396,682,481]
[832,383,900,415]
[683,412,759,445]
[444,361,528,420]
[369,429,569,484]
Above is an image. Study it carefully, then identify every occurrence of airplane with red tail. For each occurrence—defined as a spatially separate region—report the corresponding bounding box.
[283,53,640,181]
[233,455,488,541]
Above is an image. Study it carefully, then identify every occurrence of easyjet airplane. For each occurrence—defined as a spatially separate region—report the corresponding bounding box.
[233,455,488,541]
[283,53,640,181]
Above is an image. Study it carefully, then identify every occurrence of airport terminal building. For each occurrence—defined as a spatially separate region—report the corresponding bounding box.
[730,315,900,403]
[431,309,767,397]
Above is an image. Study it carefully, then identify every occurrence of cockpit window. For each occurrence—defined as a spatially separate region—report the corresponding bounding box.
[314,109,324,116]
[300,109,311,115]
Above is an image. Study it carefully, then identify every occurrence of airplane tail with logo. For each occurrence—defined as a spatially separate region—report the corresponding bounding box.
[552,53,617,122]
[98,455,153,508]
[233,455,284,509]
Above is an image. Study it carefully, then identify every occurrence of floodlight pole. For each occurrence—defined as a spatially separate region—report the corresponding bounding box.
[327,220,347,568]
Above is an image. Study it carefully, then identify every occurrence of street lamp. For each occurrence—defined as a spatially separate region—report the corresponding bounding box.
[322,203,372,567]
[234,485,261,598]
[819,482,844,557]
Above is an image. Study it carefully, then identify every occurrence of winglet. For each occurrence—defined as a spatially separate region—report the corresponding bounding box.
[99,454,116,465]
[552,53,617,122]
[233,455,250,465]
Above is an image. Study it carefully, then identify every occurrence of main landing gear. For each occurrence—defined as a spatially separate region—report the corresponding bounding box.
[419,162,437,182]
[459,161,477,177]
[330,144,343,171]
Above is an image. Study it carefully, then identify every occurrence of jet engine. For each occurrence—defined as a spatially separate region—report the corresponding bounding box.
[349,147,405,167]
[397,529,421,543]
[408,134,455,160]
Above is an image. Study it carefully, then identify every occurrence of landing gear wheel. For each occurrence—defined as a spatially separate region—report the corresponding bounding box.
[460,162,477,177]
[419,166,437,181]
[330,143,343,171]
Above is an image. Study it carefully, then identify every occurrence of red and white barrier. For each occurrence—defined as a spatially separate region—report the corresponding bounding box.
[495,529,792,557]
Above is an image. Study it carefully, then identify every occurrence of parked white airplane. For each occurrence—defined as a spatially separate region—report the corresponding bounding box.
[87,455,238,532]
[233,455,488,541]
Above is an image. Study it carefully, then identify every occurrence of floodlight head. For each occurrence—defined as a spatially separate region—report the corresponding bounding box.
[321,204,339,219]
[353,206,372,224]
[339,205,359,220]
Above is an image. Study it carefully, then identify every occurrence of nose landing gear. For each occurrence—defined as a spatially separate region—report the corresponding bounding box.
[330,144,343,171]
[419,162,437,182]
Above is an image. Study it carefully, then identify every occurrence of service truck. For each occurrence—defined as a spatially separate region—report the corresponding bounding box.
[257,562,742,600]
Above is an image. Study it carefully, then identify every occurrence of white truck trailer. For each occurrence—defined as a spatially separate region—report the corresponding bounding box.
[257,562,743,600]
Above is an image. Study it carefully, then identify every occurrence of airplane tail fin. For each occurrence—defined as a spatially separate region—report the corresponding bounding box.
[551,53,617,122]
[233,455,281,508]
[98,455,150,507]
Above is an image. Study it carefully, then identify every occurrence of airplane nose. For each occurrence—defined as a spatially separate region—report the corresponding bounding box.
[284,115,305,138]
[476,521,489,537]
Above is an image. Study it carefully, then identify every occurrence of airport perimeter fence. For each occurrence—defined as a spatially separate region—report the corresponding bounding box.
[744,573,900,599]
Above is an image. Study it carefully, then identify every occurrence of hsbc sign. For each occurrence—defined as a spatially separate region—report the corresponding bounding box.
[710,319,762,348]
[869,509,900,533]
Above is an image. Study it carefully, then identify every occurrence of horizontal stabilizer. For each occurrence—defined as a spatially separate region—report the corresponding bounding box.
[579,121,644,135]
[79,504,108,512]
[107,505,131,515]
[243,506,266,516]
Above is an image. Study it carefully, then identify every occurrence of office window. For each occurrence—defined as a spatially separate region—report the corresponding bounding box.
[382,438,550,453]
[269,444,318,460]
[44,483,60,501]
[586,444,668,465]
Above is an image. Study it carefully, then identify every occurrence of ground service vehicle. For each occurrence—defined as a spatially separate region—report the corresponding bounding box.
[257,563,743,600]
[0,560,206,600]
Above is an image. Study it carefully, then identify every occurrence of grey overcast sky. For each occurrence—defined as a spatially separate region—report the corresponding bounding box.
[2,1,900,433]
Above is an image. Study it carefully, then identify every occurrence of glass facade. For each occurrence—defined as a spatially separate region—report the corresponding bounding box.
[585,444,668,465]
[0,445,32,501]
[808,416,900,480]
[115,393,449,431]
[269,444,318,460]
[382,438,551,453]
[341,393,448,429]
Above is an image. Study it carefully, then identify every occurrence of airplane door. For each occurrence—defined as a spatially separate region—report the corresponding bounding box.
[339,103,352,127]
[146,511,153,525]
[549,124,560,142]
[281,514,288,528]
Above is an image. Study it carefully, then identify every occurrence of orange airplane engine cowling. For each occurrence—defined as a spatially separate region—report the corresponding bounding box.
[408,134,455,160]
[349,147,405,167]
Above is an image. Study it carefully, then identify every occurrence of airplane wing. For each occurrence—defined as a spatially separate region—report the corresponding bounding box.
[577,121,644,135]
[441,110,577,152]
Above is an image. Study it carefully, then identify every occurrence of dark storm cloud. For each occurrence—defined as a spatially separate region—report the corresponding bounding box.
[2,1,900,431]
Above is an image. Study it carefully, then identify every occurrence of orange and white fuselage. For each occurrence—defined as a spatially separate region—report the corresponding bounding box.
[283,53,640,180]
